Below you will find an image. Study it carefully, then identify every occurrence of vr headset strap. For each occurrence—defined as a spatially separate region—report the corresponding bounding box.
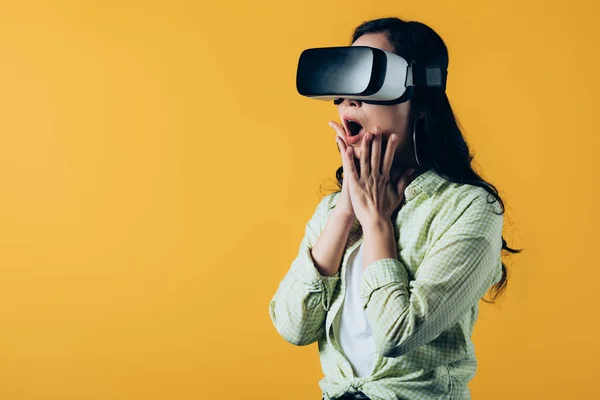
[406,61,448,89]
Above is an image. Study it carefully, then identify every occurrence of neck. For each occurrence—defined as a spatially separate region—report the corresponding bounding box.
[389,160,427,184]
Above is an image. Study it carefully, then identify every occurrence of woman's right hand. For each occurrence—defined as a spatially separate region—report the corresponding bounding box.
[329,121,357,224]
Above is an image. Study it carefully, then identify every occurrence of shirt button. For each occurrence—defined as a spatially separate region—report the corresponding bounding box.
[406,187,416,197]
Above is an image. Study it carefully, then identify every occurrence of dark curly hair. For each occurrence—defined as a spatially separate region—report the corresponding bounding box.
[320,16,522,304]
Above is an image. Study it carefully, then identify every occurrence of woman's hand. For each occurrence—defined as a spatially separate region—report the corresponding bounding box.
[336,126,417,227]
[329,121,357,223]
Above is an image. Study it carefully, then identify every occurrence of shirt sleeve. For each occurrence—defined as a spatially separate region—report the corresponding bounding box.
[359,193,505,357]
[269,194,341,346]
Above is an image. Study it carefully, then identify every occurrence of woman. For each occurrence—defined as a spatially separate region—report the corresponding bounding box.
[269,17,521,400]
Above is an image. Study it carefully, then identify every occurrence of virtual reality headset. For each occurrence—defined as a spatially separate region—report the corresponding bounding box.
[296,46,447,105]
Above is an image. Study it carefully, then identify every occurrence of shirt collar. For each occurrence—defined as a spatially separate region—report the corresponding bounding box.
[403,167,446,202]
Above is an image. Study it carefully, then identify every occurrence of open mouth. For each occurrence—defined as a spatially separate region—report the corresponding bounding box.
[344,119,364,137]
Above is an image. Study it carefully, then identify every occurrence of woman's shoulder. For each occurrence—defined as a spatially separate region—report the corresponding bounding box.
[304,191,340,226]
[318,191,342,211]
[427,179,504,244]
[437,180,502,215]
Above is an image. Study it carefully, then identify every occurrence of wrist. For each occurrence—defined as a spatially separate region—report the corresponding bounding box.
[361,217,398,268]
[363,217,393,236]
[331,208,357,225]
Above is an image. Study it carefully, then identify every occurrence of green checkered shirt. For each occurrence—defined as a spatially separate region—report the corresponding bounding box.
[269,168,504,400]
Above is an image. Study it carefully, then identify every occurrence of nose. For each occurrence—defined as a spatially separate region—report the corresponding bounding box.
[342,98,362,107]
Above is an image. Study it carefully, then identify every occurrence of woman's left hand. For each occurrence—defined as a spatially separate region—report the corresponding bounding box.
[337,127,417,227]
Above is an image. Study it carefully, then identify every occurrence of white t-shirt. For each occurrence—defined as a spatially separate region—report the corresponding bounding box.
[336,242,376,377]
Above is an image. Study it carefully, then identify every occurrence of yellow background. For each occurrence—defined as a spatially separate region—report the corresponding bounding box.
[0,0,598,399]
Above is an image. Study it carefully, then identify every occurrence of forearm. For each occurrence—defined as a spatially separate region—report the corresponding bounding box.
[310,209,356,277]
[362,218,398,270]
